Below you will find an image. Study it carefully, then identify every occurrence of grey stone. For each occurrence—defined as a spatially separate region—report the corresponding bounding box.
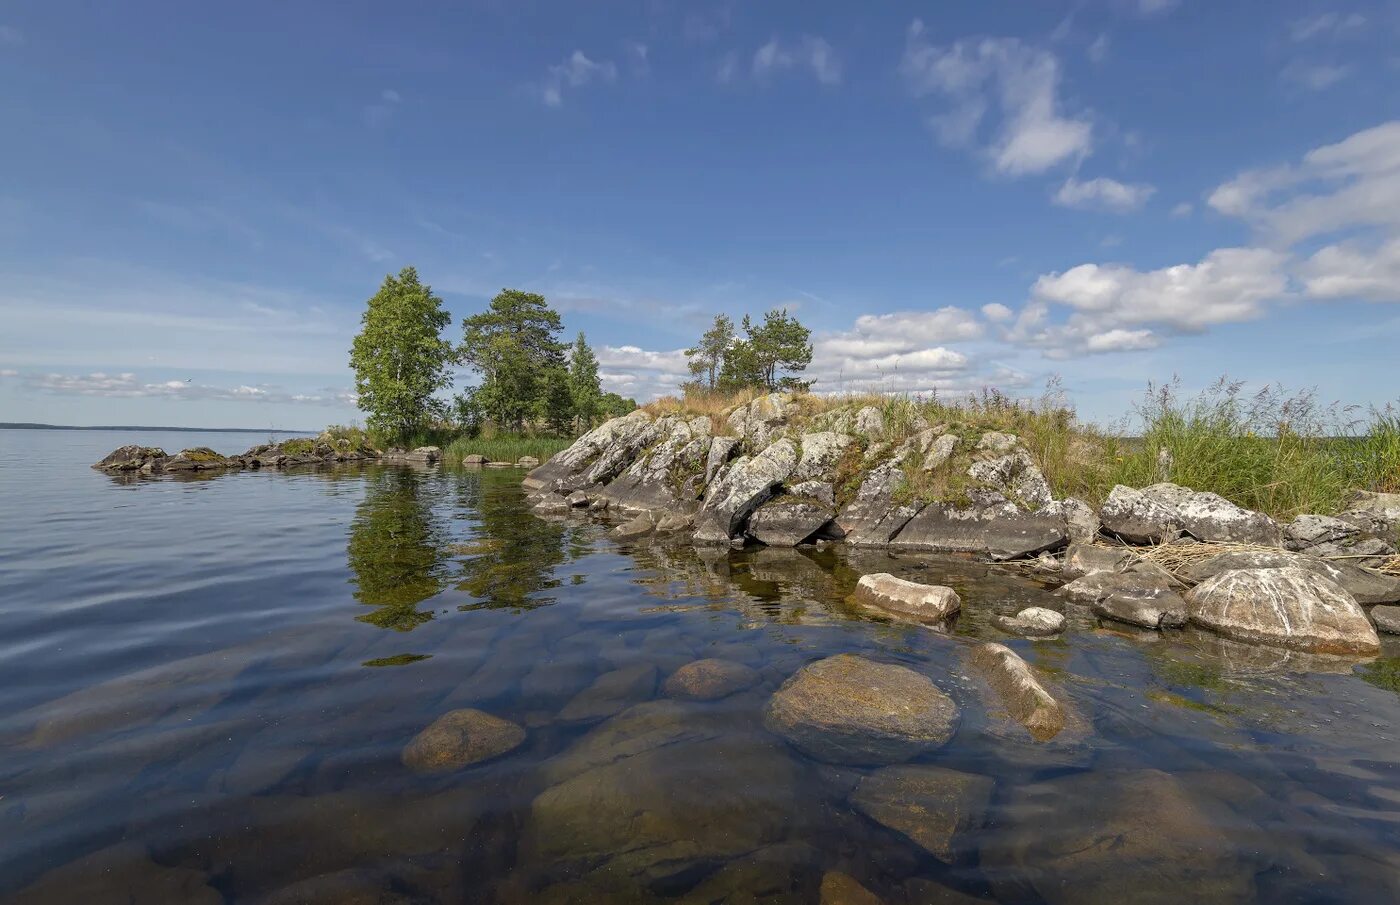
[401,708,526,773]
[703,434,740,487]
[524,410,654,491]
[764,654,959,765]
[404,446,441,464]
[1099,485,1184,544]
[793,431,855,482]
[1140,481,1195,509]
[1093,594,1188,630]
[1041,497,1099,544]
[788,480,836,507]
[462,453,488,466]
[976,431,1019,453]
[967,449,1053,509]
[532,493,572,515]
[727,393,795,448]
[1059,570,1187,629]
[565,490,589,507]
[746,498,834,546]
[1285,513,1396,562]
[850,765,994,862]
[1186,567,1380,655]
[854,406,885,439]
[1174,491,1282,545]
[694,438,799,542]
[968,643,1066,742]
[663,659,761,700]
[610,512,657,541]
[1339,490,1400,540]
[890,501,1067,560]
[1372,605,1400,634]
[1182,549,1400,605]
[517,455,540,467]
[853,573,961,623]
[92,445,168,471]
[834,456,923,546]
[993,606,1065,636]
[915,431,960,471]
[1063,542,1133,577]
[599,418,710,514]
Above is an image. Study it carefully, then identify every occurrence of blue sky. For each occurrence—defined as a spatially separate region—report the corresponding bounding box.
[2,0,1398,429]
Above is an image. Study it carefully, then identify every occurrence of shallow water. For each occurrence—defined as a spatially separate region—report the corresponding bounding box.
[3,428,1400,904]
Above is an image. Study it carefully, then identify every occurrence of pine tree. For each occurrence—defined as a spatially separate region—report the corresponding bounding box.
[685,314,735,390]
[459,289,565,432]
[568,332,603,429]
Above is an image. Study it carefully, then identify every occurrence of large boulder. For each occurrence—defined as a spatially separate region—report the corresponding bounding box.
[1058,570,1187,630]
[1040,497,1100,544]
[853,573,961,623]
[746,498,834,546]
[1185,567,1380,655]
[92,445,168,472]
[967,449,1053,510]
[1285,513,1396,563]
[1099,485,1183,544]
[727,393,795,449]
[1372,605,1400,634]
[985,769,1255,905]
[763,654,959,764]
[1181,549,1400,606]
[889,501,1067,560]
[853,405,885,438]
[1339,490,1400,541]
[1174,491,1282,545]
[693,438,799,543]
[968,643,1065,742]
[792,431,855,482]
[404,446,441,464]
[598,417,710,514]
[849,765,994,863]
[663,659,761,700]
[524,410,655,492]
[833,456,923,545]
[401,709,526,773]
[162,446,237,471]
[704,435,740,485]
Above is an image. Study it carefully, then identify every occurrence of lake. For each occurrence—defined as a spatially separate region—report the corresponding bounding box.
[2,428,1399,904]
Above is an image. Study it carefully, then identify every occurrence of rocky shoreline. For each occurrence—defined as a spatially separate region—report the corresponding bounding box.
[522,394,1400,653]
[91,438,543,475]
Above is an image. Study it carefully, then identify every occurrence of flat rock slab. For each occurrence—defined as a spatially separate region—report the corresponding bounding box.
[850,764,994,862]
[969,643,1066,742]
[993,606,1065,636]
[764,654,959,765]
[401,708,526,773]
[853,573,961,623]
[1092,594,1187,630]
[1186,566,1380,656]
[1099,485,1182,544]
[664,659,761,700]
[890,504,1067,560]
[747,499,834,546]
[1063,542,1134,577]
[558,664,658,722]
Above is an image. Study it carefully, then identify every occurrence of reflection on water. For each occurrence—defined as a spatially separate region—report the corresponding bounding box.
[3,428,1400,903]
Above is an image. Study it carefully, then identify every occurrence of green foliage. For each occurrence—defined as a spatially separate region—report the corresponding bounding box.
[349,267,454,443]
[442,433,575,463]
[347,468,447,631]
[459,288,566,431]
[600,392,638,418]
[542,366,576,436]
[568,332,603,429]
[715,309,813,393]
[322,424,370,447]
[686,314,735,389]
[279,438,316,455]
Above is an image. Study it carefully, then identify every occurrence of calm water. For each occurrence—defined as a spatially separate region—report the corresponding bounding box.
[3,429,1400,904]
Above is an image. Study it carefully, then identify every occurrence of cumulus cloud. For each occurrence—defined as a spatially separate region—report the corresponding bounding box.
[1053,176,1155,212]
[981,303,1014,322]
[25,372,348,405]
[1299,235,1400,302]
[751,35,842,85]
[817,308,983,358]
[901,22,1092,176]
[538,50,618,107]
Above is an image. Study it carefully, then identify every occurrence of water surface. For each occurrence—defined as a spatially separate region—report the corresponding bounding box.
[2,428,1399,903]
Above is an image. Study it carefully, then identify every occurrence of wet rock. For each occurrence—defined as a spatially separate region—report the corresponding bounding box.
[793,431,855,482]
[92,444,168,472]
[673,842,822,904]
[747,498,834,546]
[565,490,590,507]
[7,842,222,905]
[789,480,836,507]
[1182,549,1400,605]
[259,867,432,905]
[968,643,1065,741]
[611,512,658,541]
[1063,542,1133,577]
[517,455,540,468]
[1059,571,1187,629]
[532,493,572,515]
[1040,496,1099,544]
[834,457,923,546]
[559,665,658,723]
[853,573,961,623]
[890,502,1067,560]
[987,769,1255,905]
[1174,491,1282,545]
[694,438,799,543]
[1284,513,1396,563]
[1099,485,1184,544]
[850,765,994,862]
[404,446,441,464]
[993,606,1065,636]
[1093,594,1188,630]
[976,431,1018,453]
[664,658,761,700]
[764,654,959,765]
[1186,567,1380,655]
[967,449,1053,510]
[401,708,526,773]
[1372,605,1400,634]
[527,701,800,885]
[820,871,884,905]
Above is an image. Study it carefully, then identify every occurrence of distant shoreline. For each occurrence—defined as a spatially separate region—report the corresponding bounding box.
[0,423,316,434]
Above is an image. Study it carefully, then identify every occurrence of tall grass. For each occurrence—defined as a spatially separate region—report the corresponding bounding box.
[441,434,573,463]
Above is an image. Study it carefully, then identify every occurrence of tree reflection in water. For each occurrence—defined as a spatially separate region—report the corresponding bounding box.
[452,469,571,611]
[346,467,450,630]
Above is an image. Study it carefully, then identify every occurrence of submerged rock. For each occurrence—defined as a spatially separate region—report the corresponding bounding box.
[1099,485,1183,544]
[664,659,761,700]
[850,765,994,862]
[401,708,526,773]
[764,654,959,765]
[968,643,1065,742]
[746,498,834,546]
[1185,567,1380,655]
[819,871,884,905]
[853,573,961,623]
[993,606,1065,636]
[559,665,658,723]
[7,842,222,905]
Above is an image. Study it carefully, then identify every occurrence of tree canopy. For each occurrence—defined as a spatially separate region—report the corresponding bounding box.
[690,308,813,394]
[349,266,454,442]
[459,289,567,432]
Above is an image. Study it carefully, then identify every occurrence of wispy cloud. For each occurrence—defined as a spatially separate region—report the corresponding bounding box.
[24,371,352,405]
[362,88,401,127]
[1053,176,1155,212]
[752,35,842,86]
[1289,12,1366,42]
[538,50,618,107]
[1281,62,1354,91]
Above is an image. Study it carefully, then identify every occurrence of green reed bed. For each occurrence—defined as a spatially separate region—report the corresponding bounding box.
[441,433,574,464]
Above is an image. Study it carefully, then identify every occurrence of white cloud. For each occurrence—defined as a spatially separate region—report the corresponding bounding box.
[25,372,345,405]
[1282,62,1353,91]
[1053,176,1155,212]
[0,367,18,377]
[1289,13,1366,42]
[380,89,401,103]
[1300,235,1400,302]
[1088,33,1110,63]
[362,89,402,128]
[752,35,842,85]
[900,22,1092,176]
[981,302,1014,322]
[538,50,618,107]
[818,308,984,359]
[1170,201,1193,218]
[625,41,649,77]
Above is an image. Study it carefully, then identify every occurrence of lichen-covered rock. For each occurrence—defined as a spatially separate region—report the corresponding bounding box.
[1040,496,1099,544]
[1174,491,1282,545]
[664,659,761,700]
[1185,567,1380,655]
[1099,485,1184,544]
[1339,490,1400,541]
[401,708,526,773]
[967,449,1053,509]
[704,434,740,486]
[524,410,654,491]
[850,765,994,862]
[92,445,168,472]
[889,501,1067,560]
[694,439,799,543]
[993,606,1065,636]
[746,498,833,546]
[834,456,923,546]
[969,643,1065,742]
[727,393,795,448]
[1182,549,1400,606]
[853,405,885,438]
[914,431,959,471]
[1063,542,1133,577]
[764,654,959,764]
[788,480,835,507]
[532,492,572,515]
[792,431,855,482]
[1059,570,1187,629]
[853,573,961,623]
[1284,513,1396,563]
[1372,605,1400,634]
[599,417,710,514]
[976,431,1018,453]
[162,446,236,471]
